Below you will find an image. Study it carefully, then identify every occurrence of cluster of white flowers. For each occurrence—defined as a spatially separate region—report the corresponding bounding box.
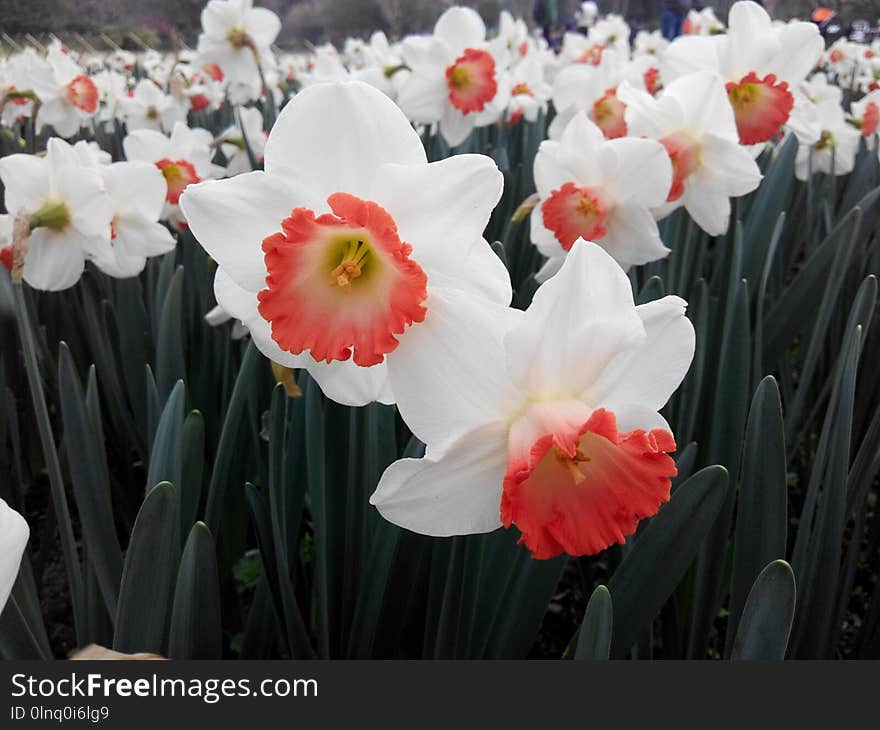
[1,0,879,594]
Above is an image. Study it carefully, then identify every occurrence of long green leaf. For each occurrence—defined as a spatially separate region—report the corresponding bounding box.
[689,278,751,658]
[168,522,222,659]
[791,321,863,657]
[726,376,787,655]
[609,466,729,657]
[57,344,122,619]
[145,379,185,493]
[730,560,796,660]
[575,585,613,660]
[180,410,205,538]
[155,266,185,401]
[113,482,180,654]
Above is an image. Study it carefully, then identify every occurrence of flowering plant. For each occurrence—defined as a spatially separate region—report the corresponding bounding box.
[1,1,879,662]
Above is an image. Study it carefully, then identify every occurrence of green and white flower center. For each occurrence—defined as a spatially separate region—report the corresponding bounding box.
[29,200,72,233]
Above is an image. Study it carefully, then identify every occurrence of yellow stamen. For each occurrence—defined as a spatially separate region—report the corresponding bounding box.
[553,446,591,485]
[330,239,371,288]
[814,129,836,151]
[227,26,253,50]
[449,65,471,90]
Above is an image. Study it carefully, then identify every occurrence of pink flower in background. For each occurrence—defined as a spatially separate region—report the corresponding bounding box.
[123,122,223,222]
[619,71,762,236]
[31,46,99,137]
[662,1,823,146]
[531,113,672,279]
[397,7,508,147]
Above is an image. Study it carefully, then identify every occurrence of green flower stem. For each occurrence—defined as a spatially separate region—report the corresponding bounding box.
[12,279,85,644]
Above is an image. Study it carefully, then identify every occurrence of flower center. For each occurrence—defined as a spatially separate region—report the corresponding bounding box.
[257,193,428,368]
[512,82,534,97]
[65,74,99,113]
[813,129,836,151]
[330,238,371,287]
[576,44,604,65]
[659,131,702,202]
[204,62,225,82]
[445,48,498,114]
[726,72,794,145]
[588,87,627,139]
[190,93,211,112]
[29,199,72,233]
[227,26,253,50]
[643,67,661,95]
[501,408,677,559]
[145,105,159,120]
[155,158,201,204]
[861,101,879,137]
[541,182,611,251]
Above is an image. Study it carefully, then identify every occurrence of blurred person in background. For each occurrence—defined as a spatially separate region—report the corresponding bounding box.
[661,0,687,40]
[534,0,560,47]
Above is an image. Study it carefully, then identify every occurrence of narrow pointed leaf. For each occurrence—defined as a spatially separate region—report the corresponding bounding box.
[168,522,222,659]
[731,560,796,660]
[609,466,729,658]
[113,482,180,654]
[575,585,613,660]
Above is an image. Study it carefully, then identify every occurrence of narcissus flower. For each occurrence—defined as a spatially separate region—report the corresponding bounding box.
[489,10,531,69]
[662,2,822,146]
[619,71,762,236]
[588,14,632,58]
[371,241,694,559]
[0,138,113,290]
[91,69,127,128]
[197,0,281,90]
[123,122,222,221]
[31,46,99,138]
[682,7,725,35]
[350,31,410,100]
[92,162,177,278]
[118,78,186,133]
[0,498,29,615]
[547,53,630,140]
[505,55,551,124]
[633,30,669,58]
[531,114,672,279]
[850,90,880,139]
[397,7,508,147]
[180,81,509,406]
[0,49,44,126]
[793,94,861,180]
